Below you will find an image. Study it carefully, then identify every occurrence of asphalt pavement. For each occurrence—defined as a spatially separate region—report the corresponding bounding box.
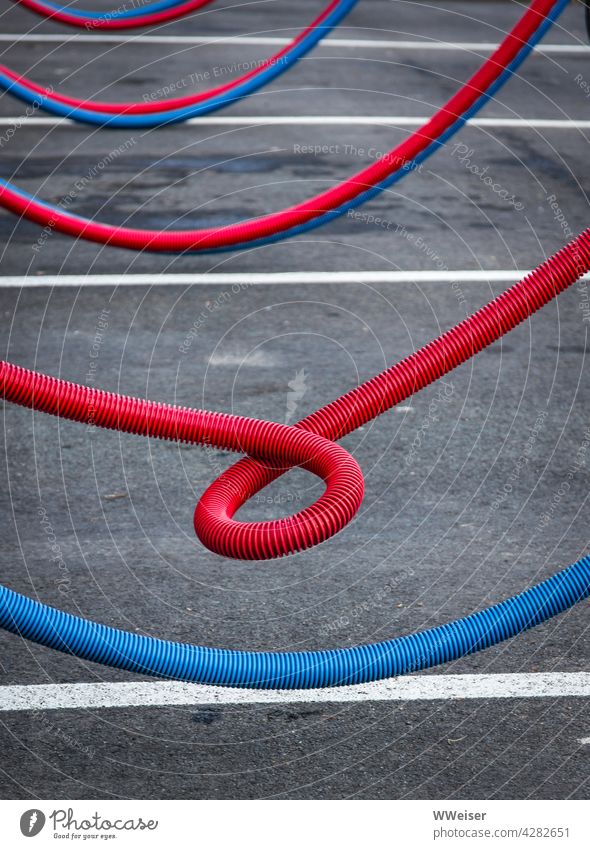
[0,0,588,799]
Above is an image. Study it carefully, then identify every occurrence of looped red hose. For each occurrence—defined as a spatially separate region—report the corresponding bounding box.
[13,0,216,30]
[0,362,364,559]
[1,230,590,560]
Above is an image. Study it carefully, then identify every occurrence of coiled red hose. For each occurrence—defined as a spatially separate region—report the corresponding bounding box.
[0,362,364,559]
[2,229,589,560]
[13,0,216,30]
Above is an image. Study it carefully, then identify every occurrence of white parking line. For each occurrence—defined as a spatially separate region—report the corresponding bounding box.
[2,116,590,129]
[0,34,587,53]
[2,270,581,287]
[0,673,588,712]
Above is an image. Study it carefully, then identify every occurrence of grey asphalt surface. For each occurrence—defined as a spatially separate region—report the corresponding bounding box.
[0,0,589,800]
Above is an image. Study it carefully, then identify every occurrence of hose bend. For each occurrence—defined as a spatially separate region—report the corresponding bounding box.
[0,361,365,560]
[13,0,217,29]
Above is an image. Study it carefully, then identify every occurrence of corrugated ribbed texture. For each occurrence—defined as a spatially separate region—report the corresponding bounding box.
[0,558,588,688]
[0,364,364,560]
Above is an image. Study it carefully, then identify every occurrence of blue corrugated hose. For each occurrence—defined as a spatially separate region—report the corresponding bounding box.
[1,559,588,687]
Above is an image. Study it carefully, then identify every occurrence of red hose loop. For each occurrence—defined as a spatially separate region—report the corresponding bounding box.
[194,229,590,533]
[0,361,364,560]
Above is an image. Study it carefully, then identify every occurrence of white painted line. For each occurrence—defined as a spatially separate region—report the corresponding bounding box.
[3,116,589,129]
[3,271,590,288]
[3,270,584,288]
[0,34,587,53]
[579,737,590,745]
[0,673,588,712]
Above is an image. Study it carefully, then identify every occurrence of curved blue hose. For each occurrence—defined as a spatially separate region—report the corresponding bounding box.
[0,0,359,127]
[1,558,588,687]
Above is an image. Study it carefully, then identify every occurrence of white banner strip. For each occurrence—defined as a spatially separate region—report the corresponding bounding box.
[1,799,588,847]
